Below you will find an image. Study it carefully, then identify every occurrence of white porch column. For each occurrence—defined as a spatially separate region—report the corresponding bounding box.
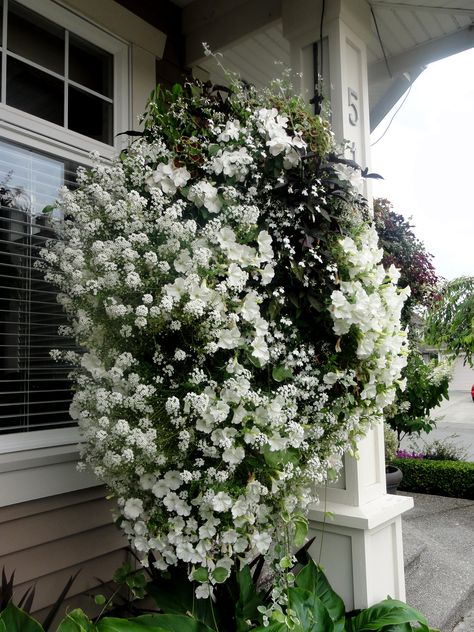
[282,0,413,610]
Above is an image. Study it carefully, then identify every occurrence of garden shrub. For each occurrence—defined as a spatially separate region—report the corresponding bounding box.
[393,457,474,499]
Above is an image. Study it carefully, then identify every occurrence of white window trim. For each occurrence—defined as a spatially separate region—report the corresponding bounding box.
[0,0,131,163]
[0,427,102,507]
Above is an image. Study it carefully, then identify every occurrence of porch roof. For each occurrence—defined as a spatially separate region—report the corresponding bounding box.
[170,0,474,131]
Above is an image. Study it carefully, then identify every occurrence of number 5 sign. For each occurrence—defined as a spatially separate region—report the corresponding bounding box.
[348,87,359,126]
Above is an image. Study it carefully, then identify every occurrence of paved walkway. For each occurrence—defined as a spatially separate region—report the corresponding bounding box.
[401,492,474,632]
[400,390,474,460]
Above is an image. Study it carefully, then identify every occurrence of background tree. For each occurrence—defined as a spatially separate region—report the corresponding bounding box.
[425,276,474,366]
[374,198,451,446]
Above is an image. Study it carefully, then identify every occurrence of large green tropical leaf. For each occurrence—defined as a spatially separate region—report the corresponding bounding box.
[252,624,290,632]
[288,587,335,632]
[347,599,431,632]
[235,565,263,631]
[0,603,44,632]
[129,614,215,632]
[96,617,167,631]
[56,609,96,632]
[0,619,6,632]
[295,560,345,626]
[146,568,215,629]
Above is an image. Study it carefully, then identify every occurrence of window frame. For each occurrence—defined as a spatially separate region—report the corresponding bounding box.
[0,0,131,481]
[0,0,131,164]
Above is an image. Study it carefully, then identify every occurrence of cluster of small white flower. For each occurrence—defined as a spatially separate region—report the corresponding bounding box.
[39,82,409,601]
[429,359,453,386]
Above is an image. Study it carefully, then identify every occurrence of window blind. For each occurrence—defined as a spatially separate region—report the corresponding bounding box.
[0,139,78,434]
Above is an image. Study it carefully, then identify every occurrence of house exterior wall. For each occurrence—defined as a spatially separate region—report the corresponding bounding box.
[0,487,127,622]
[0,0,171,615]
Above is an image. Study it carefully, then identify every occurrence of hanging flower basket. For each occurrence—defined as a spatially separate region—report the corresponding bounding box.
[39,73,409,606]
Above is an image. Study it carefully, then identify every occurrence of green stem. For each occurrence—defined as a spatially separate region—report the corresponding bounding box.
[318,481,328,565]
[210,595,220,632]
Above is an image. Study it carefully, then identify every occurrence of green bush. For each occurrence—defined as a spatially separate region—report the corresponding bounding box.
[393,457,474,499]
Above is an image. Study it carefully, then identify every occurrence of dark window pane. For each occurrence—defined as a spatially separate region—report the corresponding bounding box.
[69,34,113,97]
[6,57,64,126]
[68,86,112,144]
[8,0,64,75]
[0,0,3,46]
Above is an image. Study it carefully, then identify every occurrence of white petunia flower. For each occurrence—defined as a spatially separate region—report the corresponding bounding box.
[212,491,233,512]
[147,160,190,195]
[222,445,245,465]
[217,326,242,350]
[123,498,143,520]
[251,531,272,554]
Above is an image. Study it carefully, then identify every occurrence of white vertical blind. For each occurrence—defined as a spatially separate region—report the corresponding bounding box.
[0,139,78,434]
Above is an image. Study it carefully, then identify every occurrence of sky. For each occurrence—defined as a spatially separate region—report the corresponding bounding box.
[370,47,474,281]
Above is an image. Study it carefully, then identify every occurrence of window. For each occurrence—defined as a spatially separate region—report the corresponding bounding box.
[0,1,130,437]
[0,139,79,434]
[0,0,114,144]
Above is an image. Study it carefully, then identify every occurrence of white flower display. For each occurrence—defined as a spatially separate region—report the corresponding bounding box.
[39,77,408,605]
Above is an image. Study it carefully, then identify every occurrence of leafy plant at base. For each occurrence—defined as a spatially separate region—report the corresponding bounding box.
[0,558,439,631]
[0,567,78,631]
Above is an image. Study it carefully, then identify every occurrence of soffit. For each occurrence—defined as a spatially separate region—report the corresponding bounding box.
[170,1,474,128]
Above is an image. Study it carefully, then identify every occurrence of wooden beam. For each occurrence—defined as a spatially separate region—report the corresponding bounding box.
[369,26,474,82]
[369,66,425,131]
[182,0,282,66]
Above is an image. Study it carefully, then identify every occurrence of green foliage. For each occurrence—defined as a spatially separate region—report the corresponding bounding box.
[113,564,147,600]
[286,586,334,631]
[345,598,432,631]
[56,609,96,631]
[0,603,44,632]
[0,558,439,632]
[425,276,474,366]
[392,457,474,499]
[295,559,345,626]
[385,350,451,444]
[0,566,78,631]
[101,614,213,631]
[384,423,398,465]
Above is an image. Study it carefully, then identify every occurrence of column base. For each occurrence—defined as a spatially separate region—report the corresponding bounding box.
[307,493,414,610]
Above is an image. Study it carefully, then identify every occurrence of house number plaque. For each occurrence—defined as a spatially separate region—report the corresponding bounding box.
[348,87,359,126]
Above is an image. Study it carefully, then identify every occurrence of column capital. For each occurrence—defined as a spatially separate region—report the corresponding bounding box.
[282,0,372,48]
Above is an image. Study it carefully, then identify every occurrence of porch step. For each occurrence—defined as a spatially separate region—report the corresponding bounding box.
[401,493,474,632]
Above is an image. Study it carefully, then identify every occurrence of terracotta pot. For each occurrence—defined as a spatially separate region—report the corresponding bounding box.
[386,464,403,494]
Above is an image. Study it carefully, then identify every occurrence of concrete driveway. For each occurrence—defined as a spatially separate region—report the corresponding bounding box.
[400,390,474,461]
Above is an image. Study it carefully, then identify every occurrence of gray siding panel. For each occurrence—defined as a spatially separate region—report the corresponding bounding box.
[0,487,128,621]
